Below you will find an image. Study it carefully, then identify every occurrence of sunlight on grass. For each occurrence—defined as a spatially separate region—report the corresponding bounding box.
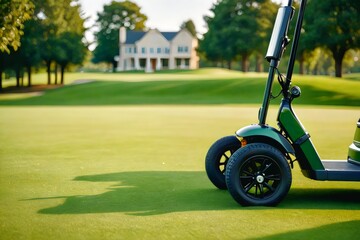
[1,70,359,106]
[2,68,263,87]
[0,106,359,239]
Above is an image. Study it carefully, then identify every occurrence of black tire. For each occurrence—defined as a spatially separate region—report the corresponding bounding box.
[205,136,241,189]
[225,143,291,206]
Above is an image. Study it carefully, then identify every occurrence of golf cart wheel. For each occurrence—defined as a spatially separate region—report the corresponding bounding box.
[225,143,291,206]
[205,136,241,189]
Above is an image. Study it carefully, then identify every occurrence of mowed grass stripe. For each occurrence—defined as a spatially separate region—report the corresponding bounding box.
[0,74,359,106]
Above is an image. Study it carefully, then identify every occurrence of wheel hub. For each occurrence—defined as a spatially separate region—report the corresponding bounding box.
[256,175,265,183]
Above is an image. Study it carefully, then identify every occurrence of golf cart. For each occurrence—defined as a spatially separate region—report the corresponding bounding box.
[205,0,360,206]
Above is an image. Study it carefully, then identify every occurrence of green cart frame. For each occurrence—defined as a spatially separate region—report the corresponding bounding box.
[205,0,360,206]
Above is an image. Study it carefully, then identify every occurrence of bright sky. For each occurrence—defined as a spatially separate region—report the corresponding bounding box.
[79,0,216,47]
[79,0,284,49]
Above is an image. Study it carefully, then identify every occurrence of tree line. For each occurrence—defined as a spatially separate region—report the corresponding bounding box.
[0,0,86,90]
[0,0,359,91]
[198,0,360,78]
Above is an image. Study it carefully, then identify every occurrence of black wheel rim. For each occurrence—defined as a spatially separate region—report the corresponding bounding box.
[238,155,282,200]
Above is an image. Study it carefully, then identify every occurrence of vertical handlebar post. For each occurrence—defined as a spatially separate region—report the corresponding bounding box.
[285,0,307,91]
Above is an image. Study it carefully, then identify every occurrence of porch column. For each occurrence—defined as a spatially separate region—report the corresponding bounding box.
[169,57,175,70]
[135,57,140,70]
[146,57,152,73]
[156,57,162,70]
[180,59,185,69]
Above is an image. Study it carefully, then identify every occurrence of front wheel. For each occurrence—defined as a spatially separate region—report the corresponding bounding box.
[205,136,241,189]
[225,143,292,206]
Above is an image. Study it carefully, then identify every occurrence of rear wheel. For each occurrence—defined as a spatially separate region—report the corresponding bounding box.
[226,143,291,206]
[205,136,241,189]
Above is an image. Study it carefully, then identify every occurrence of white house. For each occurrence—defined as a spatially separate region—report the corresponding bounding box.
[117,27,199,72]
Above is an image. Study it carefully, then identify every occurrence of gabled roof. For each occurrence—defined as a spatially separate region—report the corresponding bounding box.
[161,32,178,41]
[125,31,146,44]
[125,30,180,44]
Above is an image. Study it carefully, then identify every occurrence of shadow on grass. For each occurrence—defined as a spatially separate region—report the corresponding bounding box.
[36,171,236,216]
[252,220,360,240]
[31,171,360,216]
[284,188,360,210]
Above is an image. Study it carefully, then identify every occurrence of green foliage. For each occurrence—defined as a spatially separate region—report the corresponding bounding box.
[200,0,359,77]
[36,0,86,83]
[0,0,87,88]
[180,19,197,37]
[303,0,360,77]
[55,31,87,83]
[0,0,34,53]
[92,0,147,71]
[199,0,278,71]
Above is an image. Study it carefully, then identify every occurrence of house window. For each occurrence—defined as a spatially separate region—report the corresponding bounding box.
[185,58,190,66]
[178,46,189,53]
[150,48,154,54]
[176,58,182,66]
[128,47,132,53]
[141,47,146,54]
[157,47,161,54]
[165,48,170,54]
[162,59,169,68]
[134,47,137,53]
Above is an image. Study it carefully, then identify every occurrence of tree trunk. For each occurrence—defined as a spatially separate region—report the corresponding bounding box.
[255,55,263,73]
[16,68,20,87]
[27,65,32,87]
[331,48,345,78]
[241,54,249,72]
[112,60,117,73]
[0,70,3,91]
[298,54,305,75]
[299,60,304,75]
[227,60,232,70]
[334,57,343,78]
[46,60,52,85]
[60,64,65,85]
[54,63,58,85]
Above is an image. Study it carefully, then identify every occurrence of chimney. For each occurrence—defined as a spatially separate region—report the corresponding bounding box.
[120,27,126,44]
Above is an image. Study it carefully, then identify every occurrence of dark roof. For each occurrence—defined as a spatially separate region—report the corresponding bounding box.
[125,31,146,44]
[125,30,179,44]
[161,32,178,41]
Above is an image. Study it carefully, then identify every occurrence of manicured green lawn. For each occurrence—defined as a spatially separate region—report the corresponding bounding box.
[1,106,359,239]
[1,69,359,239]
[1,69,359,106]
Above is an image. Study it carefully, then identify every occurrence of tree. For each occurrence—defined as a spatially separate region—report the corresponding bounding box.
[0,0,34,53]
[0,0,86,89]
[92,0,147,72]
[18,19,43,86]
[199,0,276,72]
[55,31,86,84]
[39,0,86,84]
[181,20,197,37]
[255,0,278,72]
[0,52,11,90]
[199,0,242,69]
[304,0,360,77]
[24,0,86,85]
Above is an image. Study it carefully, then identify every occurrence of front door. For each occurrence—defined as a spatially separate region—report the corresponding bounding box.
[151,59,157,71]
